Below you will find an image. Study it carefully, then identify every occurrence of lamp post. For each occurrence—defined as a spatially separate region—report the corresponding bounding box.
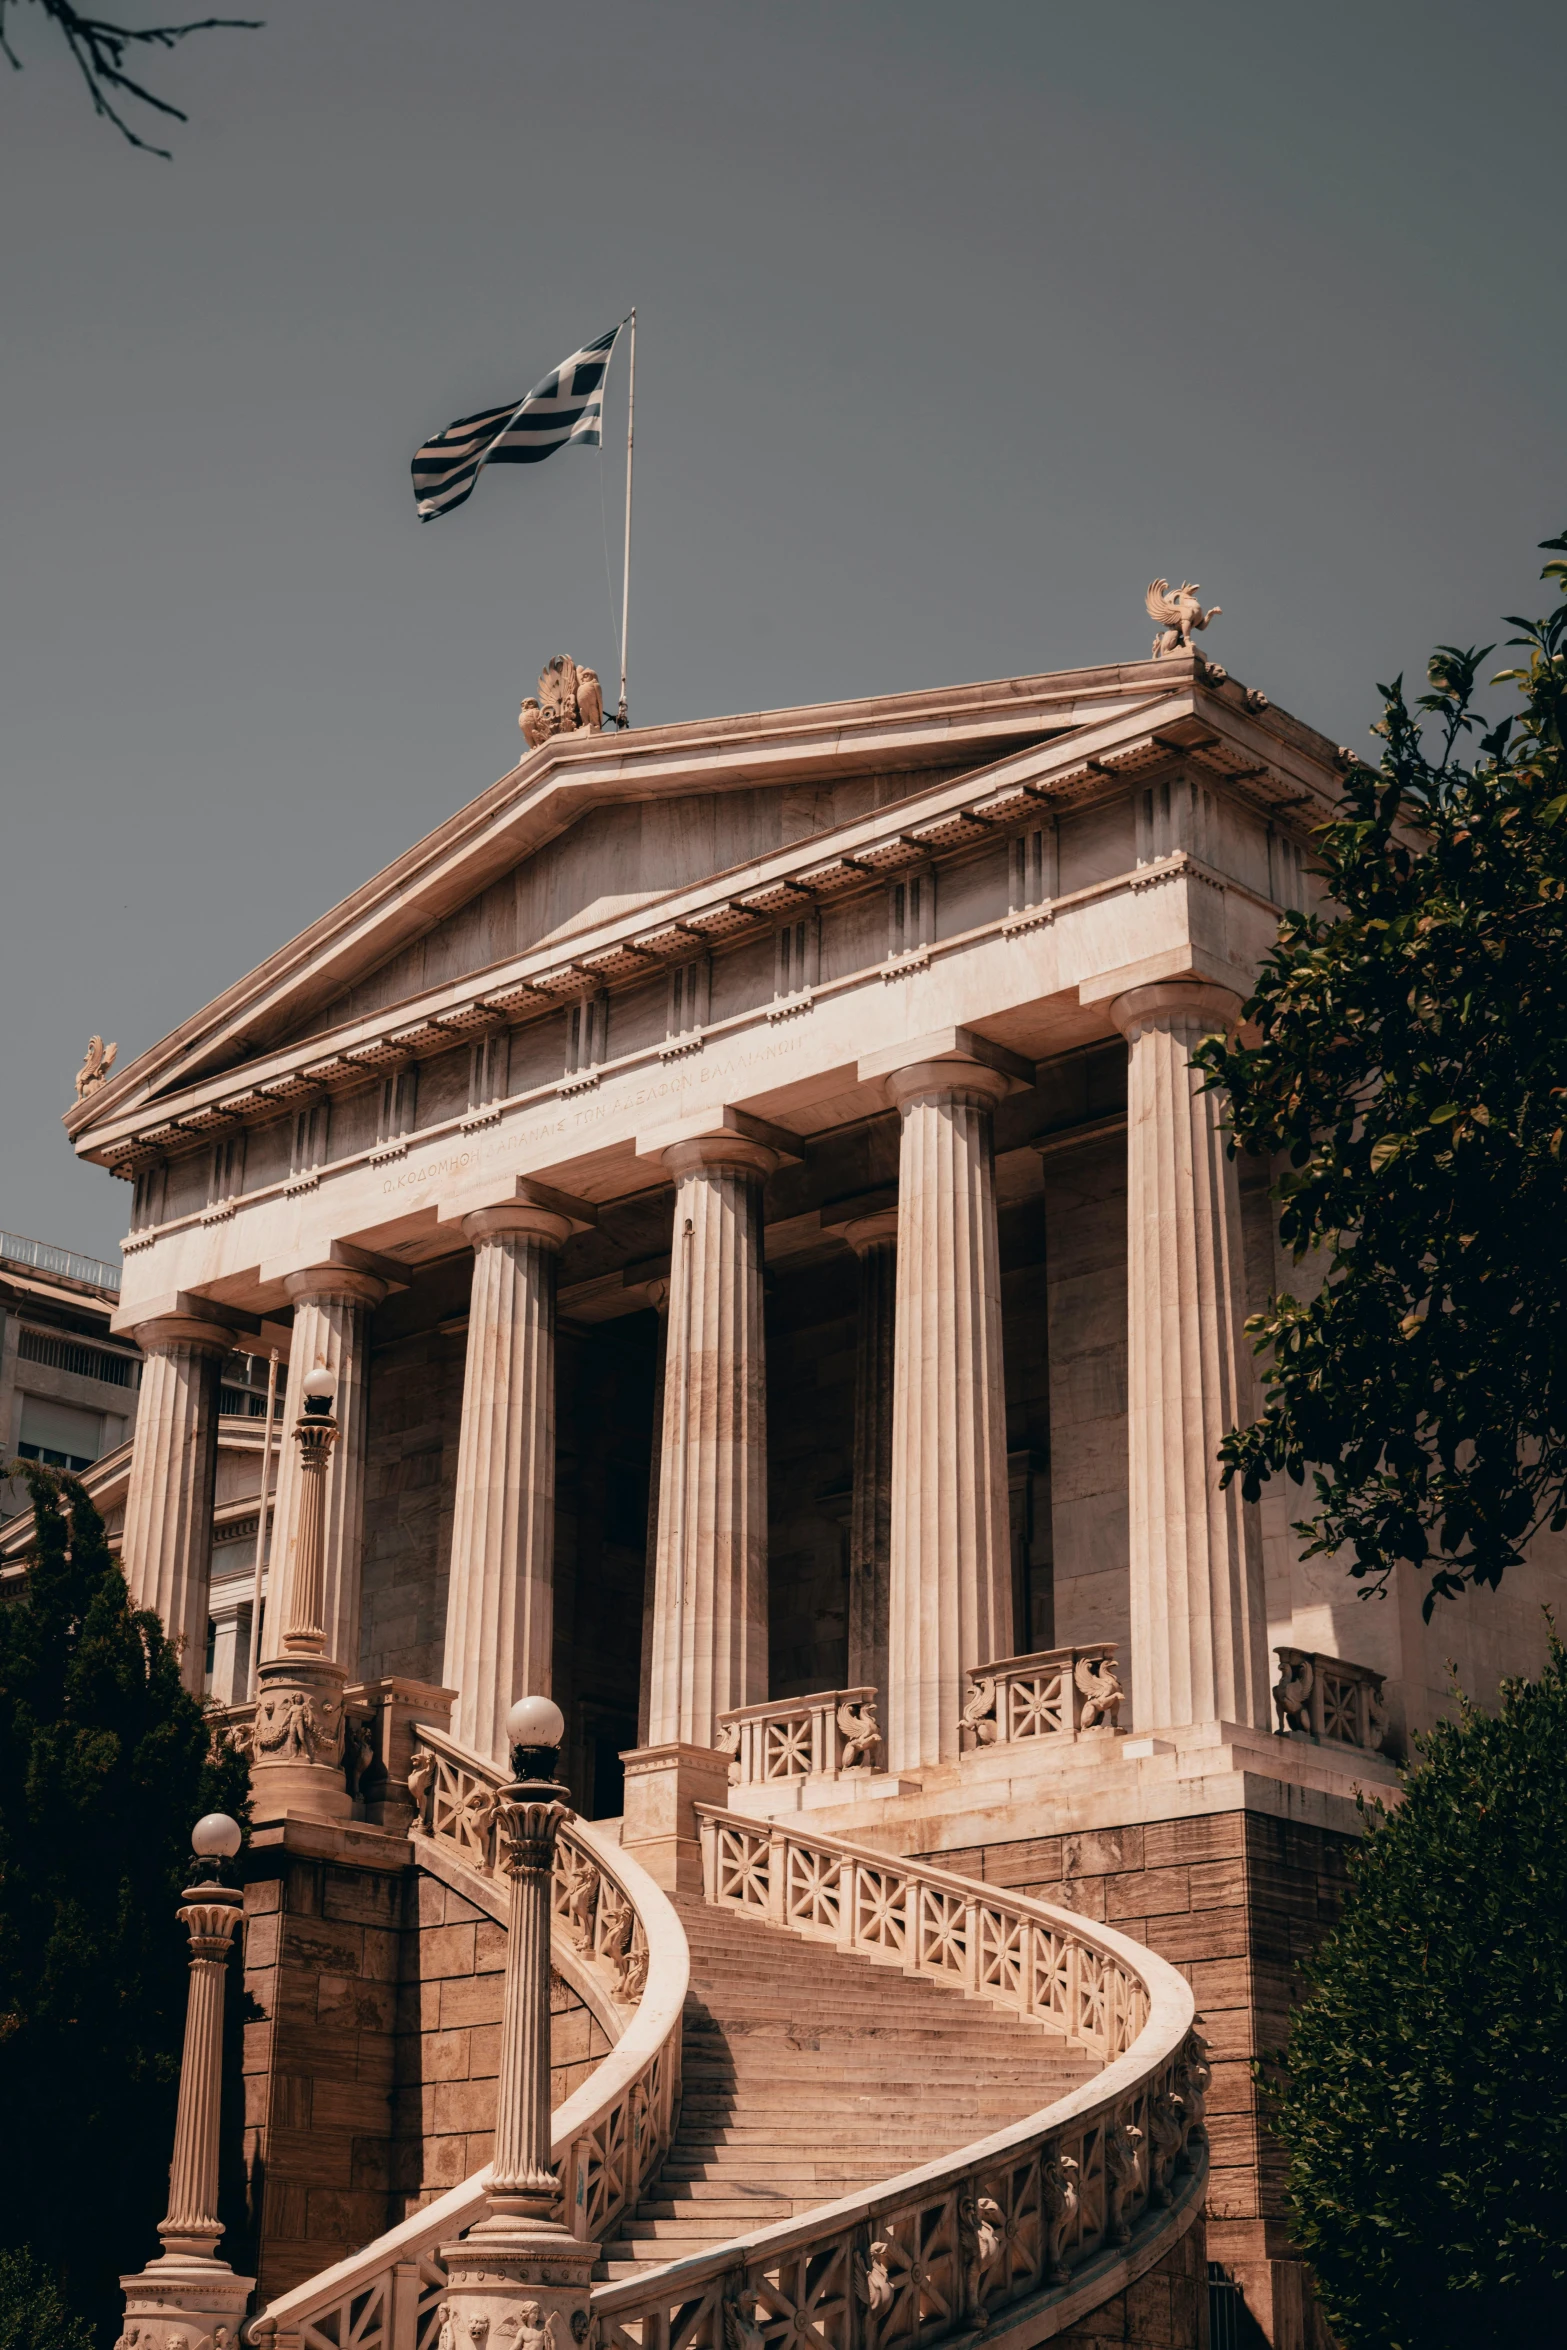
[438,1694,597,2343]
[119,1814,253,2350]
[249,1366,352,1824]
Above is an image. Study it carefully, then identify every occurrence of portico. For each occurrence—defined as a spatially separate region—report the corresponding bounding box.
[70,644,1567,2341]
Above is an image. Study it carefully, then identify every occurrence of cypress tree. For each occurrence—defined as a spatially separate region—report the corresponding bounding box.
[0,1461,249,2343]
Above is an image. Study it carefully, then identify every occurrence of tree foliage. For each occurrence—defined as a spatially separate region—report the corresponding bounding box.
[0,2245,95,2350]
[1270,1639,1567,2348]
[0,1462,249,2337]
[0,1,258,156]
[1194,532,1567,1611]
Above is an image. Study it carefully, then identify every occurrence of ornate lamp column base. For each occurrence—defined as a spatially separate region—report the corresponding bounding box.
[118,2250,253,2350]
[439,1706,599,2347]
[248,1653,352,1825]
[436,2215,596,2350]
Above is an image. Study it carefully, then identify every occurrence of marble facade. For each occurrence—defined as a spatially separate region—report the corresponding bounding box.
[63,647,1567,2339]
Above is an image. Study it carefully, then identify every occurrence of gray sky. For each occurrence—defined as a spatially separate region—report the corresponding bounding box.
[2,0,1562,1261]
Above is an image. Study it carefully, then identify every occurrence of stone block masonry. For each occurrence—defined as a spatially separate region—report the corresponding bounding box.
[1051,2212,1208,2350]
[930,1809,1353,2347]
[390,1870,610,2214]
[240,1836,609,2304]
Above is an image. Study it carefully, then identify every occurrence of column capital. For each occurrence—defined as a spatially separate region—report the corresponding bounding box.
[283,1263,389,1310]
[841,1207,900,1253]
[463,1203,575,1250]
[440,1173,597,1238]
[858,1025,1033,1113]
[636,1104,802,1174]
[1108,978,1244,1040]
[883,1057,1014,1116]
[129,1312,234,1357]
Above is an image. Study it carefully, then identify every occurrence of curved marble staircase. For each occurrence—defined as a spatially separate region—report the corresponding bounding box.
[249,1729,1208,2350]
[597,1891,1097,2277]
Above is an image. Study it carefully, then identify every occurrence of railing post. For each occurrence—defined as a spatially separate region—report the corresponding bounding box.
[700,1809,718,1902]
[389,2260,421,2350]
[767,1826,789,1925]
[438,1694,598,2347]
[837,1855,859,1955]
[118,1815,253,2350]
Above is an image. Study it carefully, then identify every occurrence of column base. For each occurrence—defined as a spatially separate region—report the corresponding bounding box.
[620,1741,735,1889]
[249,1654,352,1825]
[120,2252,253,2348]
[438,2212,597,2346]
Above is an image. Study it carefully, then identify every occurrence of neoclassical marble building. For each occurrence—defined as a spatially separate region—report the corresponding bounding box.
[67,647,1563,2347]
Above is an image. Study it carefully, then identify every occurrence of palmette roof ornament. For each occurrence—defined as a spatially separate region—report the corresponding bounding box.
[1146,578,1222,658]
[519,654,606,750]
[73,1034,117,1100]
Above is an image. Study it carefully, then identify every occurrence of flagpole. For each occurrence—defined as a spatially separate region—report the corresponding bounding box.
[617,307,636,728]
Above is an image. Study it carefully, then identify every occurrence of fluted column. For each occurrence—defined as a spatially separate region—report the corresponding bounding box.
[440,1698,594,2342]
[259,1265,385,1674]
[845,1210,898,1699]
[1111,980,1270,1731]
[120,1825,252,2346]
[442,1206,571,1763]
[159,1884,243,2260]
[637,1279,671,1747]
[886,1060,1014,1773]
[122,1315,229,1692]
[646,1135,775,1748]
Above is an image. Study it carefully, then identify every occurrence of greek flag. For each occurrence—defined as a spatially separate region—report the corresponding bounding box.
[411,321,624,522]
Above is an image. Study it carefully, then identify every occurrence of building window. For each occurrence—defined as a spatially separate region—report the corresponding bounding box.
[18,1395,106,1471]
[15,1328,138,1387]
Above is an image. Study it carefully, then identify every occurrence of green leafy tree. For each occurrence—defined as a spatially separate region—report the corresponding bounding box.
[1195,531,1567,1611]
[1270,1640,1567,2347]
[0,1461,249,2341]
[0,2245,96,2350]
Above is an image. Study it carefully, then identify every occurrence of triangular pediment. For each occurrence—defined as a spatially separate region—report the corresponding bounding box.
[67,656,1340,1166]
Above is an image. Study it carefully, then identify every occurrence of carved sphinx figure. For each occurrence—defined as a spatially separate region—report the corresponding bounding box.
[854,2232,896,2317]
[561,1844,600,1952]
[598,1882,636,1993]
[1041,2147,1079,2284]
[721,2288,765,2350]
[1074,1653,1123,1732]
[1105,2119,1144,2246]
[406,1746,436,1826]
[959,1676,998,1747]
[1146,579,1221,658]
[837,1696,882,1769]
[1273,1651,1314,1734]
[714,1718,742,1783]
[75,1034,117,1099]
[1147,2086,1185,2206]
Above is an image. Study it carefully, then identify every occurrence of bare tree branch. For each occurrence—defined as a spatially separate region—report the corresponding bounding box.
[0,0,260,156]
